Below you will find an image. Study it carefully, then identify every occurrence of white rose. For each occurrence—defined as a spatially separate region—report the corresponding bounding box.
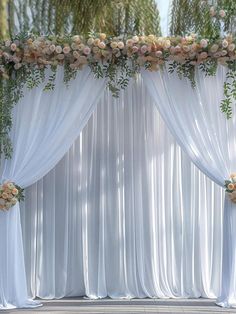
[228,44,235,52]
[132,36,139,43]
[7,183,14,190]
[11,198,17,205]
[210,6,215,16]
[232,176,236,183]
[55,46,62,53]
[200,39,208,48]
[210,44,219,53]
[163,39,171,49]
[222,39,228,48]
[72,35,80,42]
[87,38,94,45]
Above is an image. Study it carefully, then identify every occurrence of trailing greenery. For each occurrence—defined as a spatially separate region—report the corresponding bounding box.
[0,32,235,160]
[220,61,236,118]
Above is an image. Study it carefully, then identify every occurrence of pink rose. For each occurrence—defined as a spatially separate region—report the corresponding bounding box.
[83,47,91,55]
[155,51,163,57]
[219,9,226,18]
[174,45,181,53]
[63,46,71,54]
[132,46,139,53]
[98,42,106,49]
[200,52,208,59]
[140,45,148,54]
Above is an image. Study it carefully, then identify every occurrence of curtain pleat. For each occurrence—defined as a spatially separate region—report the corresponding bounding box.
[20,78,224,300]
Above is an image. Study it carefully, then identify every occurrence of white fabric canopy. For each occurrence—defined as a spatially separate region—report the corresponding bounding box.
[0,67,106,309]
[20,79,224,300]
[142,66,236,307]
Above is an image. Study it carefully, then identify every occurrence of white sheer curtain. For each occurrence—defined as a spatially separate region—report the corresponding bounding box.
[20,78,224,300]
[142,66,236,307]
[0,67,106,309]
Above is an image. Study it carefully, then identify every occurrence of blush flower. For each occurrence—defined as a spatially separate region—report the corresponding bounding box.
[132,36,139,43]
[222,40,228,48]
[110,42,118,49]
[155,51,163,57]
[63,46,71,54]
[117,41,124,49]
[200,39,208,48]
[98,42,106,49]
[210,44,219,53]
[140,45,148,54]
[210,6,216,16]
[49,44,56,52]
[199,52,208,59]
[132,46,139,53]
[219,9,226,18]
[99,33,106,40]
[83,46,91,55]
[55,46,62,53]
[87,38,94,45]
[10,43,17,51]
[228,44,235,52]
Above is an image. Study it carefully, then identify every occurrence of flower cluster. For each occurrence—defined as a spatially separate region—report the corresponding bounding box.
[0,33,236,77]
[225,174,236,203]
[210,6,226,18]
[0,181,24,211]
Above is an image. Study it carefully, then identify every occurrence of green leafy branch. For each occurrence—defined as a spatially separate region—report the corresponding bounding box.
[220,61,236,119]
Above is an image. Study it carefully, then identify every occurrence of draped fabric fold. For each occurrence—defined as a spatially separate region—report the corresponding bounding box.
[142,66,236,307]
[20,79,224,300]
[0,67,106,309]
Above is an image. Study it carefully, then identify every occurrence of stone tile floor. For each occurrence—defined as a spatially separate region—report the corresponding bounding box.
[5,298,236,314]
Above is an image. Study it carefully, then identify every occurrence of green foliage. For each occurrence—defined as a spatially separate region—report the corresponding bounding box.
[170,0,236,38]
[10,0,161,38]
[220,61,236,119]
[0,66,27,158]
[15,183,25,202]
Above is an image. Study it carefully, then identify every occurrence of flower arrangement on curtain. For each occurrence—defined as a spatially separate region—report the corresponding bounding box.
[0,33,236,160]
[0,181,24,210]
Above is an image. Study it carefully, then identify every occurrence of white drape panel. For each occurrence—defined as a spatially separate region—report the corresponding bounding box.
[142,67,236,307]
[20,79,224,300]
[0,67,106,309]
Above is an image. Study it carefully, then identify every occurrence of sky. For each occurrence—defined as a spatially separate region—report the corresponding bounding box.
[155,0,171,36]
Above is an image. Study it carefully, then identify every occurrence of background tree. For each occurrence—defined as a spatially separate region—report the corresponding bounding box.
[170,0,236,38]
[2,0,161,39]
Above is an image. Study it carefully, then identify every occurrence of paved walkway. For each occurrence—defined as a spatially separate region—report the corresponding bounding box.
[6,298,236,313]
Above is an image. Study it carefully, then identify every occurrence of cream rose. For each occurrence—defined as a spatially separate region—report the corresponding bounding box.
[87,38,94,45]
[55,46,62,53]
[98,42,106,49]
[222,40,228,48]
[110,42,118,49]
[117,41,124,49]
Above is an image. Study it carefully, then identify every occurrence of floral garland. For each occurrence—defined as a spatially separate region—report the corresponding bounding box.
[0,33,236,159]
[225,174,236,203]
[0,181,24,211]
